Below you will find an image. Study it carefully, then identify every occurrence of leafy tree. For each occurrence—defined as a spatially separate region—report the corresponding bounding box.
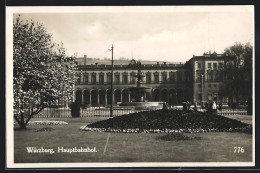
[13,15,78,129]
[221,42,253,106]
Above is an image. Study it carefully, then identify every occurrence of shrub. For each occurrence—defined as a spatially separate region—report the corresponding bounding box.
[157,133,202,141]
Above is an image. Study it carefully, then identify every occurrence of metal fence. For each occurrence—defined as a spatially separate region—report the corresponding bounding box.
[32,106,249,118]
[217,108,247,115]
[33,106,162,118]
[195,107,248,115]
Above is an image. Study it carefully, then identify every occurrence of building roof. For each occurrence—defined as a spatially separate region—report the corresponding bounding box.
[187,53,236,63]
[76,57,183,66]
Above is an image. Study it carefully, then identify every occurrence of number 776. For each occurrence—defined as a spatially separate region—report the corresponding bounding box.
[234,147,244,153]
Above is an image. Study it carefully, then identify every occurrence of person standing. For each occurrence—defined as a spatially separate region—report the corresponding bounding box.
[194,101,197,111]
[212,101,217,115]
[183,102,187,111]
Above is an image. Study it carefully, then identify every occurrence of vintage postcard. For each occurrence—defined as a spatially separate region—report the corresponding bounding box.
[6,6,255,168]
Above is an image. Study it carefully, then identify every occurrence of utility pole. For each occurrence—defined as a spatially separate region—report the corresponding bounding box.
[109,44,114,117]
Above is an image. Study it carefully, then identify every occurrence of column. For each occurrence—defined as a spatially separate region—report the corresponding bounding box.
[143,71,146,84]
[105,92,107,106]
[120,90,122,102]
[88,73,90,84]
[158,71,161,83]
[104,72,107,84]
[89,91,92,106]
[112,90,115,104]
[128,73,131,84]
[167,72,169,83]
[82,90,84,106]
[128,90,131,102]
[96,72,99,84]
[80,71,83,84]
[118,73,121,84]
[121,72,124,85]
[151,72,154,84]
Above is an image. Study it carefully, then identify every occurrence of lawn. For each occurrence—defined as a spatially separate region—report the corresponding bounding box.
[14,116,253,163]
[221,114,253,125]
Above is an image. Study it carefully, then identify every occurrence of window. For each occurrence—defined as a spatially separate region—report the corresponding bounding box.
[213,63,217,69]
[208,84,211,88]
[213,70,217,81]
[218,70,223,81]
[196,71,202,82]
[76,73,81,84]
[208,63,211,69]
[207,70,213,81]
[169,72,175,83]
[83,73,88,84]
[115,73,120,84]
[185,71,190,81]
[162,72,167,83]
[122,74,128,84]
[177,71,182,82]
[91,73,96,84]
[154,72,159,84]
[198,62,201,69]
[214,84,217,88]
[130,73,136,84]
[219,63,223,69]
[99,73,104,84]
[146,72,151,84]
[107,73,111,84]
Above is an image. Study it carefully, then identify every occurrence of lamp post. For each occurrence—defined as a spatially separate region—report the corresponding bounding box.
[109,44,114,117]
[201,74,204,107]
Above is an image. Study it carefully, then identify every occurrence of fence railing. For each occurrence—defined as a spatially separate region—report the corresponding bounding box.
[217,108,247,115]
[32,106,249,118]
[195,107,247,115]
[33,106,162,118]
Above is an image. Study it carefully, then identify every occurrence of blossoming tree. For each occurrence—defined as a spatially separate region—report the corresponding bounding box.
[13,15,78,129]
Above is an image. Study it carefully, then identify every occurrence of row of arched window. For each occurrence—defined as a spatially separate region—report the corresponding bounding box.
[75,88,192,107]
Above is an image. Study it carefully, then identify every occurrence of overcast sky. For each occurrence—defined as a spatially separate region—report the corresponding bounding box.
[15,6,253,62]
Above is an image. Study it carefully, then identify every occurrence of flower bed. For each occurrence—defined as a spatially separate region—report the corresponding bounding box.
[80,110,251,134]
[27,120,68,126]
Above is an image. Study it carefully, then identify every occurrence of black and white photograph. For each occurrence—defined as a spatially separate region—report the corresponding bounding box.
[6,6,255,168]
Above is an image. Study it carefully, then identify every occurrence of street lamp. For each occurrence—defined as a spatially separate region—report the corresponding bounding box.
[201,74,204,107]
[109,44,114,117]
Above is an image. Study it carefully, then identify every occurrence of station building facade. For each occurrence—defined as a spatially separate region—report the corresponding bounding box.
[74,53,235,107]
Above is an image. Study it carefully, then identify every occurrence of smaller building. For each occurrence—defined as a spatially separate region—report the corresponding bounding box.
[187,52,235,105]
